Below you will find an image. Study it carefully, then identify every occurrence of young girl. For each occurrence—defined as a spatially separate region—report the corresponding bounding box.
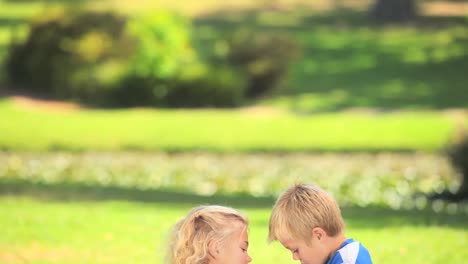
[167,205,252,264]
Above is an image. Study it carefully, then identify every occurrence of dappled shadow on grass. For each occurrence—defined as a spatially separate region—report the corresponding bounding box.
[195,7,468,32]
[248,205,468,230]
[0,143,425,153]
[1,178,467,229]
[287,52,468,111]
[0,178,276,208]
[341,205,467,230]
[194,8,468,111]
[0,17,28,27]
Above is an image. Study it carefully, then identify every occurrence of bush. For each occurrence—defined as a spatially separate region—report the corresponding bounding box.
[165,66,247,108]
[225,29,300,98]
[6,8,247,108]
[112,11,201,107]
[125,11,197,81]
[110,11,248,108]
[113,65,246,108]
[5,7,129,104]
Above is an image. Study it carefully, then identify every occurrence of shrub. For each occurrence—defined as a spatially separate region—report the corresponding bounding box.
[113,12,247,108]
[5,9,250,107]
[165,65,247,107]
[225,29,300,98]
[112,11,202,107]
[5,7,129,104]
[125,11,197,81]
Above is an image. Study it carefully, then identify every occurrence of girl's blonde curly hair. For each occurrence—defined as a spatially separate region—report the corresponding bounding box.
[167,205,248,264]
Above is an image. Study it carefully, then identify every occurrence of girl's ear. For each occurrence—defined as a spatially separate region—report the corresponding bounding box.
[208,240,219,259]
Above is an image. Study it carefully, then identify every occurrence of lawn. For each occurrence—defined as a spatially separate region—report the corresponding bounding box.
[0,98,458,152]
[193,8,468,111]
[1,151,467,263]
[0,195,466,264]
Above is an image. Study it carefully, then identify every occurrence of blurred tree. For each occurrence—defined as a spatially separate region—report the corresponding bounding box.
[371,0,418,23]
[447,134,468,201]
[429,132,468,203]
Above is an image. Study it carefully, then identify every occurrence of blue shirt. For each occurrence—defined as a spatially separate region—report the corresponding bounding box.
[326,238,372,264]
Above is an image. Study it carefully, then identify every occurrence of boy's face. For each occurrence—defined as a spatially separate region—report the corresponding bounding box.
[280,235,329,264]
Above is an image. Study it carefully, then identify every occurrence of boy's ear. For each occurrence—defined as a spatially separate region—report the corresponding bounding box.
[311,227,326,241]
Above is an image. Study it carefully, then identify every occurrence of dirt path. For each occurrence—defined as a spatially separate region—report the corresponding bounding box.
[12,96,81,112]
[106,0,468,17]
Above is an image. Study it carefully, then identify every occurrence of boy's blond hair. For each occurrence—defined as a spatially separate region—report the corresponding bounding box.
[269,183,344,243]
[167,205,248,264]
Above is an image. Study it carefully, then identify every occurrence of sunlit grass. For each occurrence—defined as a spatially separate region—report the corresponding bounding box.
[0,98,457,152]
[0,26,28,46]
[0,196,466,264]
[0,2,45,19]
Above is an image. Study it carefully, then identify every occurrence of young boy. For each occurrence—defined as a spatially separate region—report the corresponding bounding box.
[268,183,372,264]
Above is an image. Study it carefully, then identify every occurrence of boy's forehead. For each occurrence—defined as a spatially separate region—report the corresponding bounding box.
[280,239,290,247]
[280,239,298,249]
[273,227,303,242]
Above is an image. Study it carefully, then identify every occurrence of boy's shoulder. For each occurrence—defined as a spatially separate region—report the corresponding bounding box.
[327,238,372,264]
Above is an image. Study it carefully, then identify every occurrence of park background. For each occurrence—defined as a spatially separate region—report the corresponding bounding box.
[0,0,467,263]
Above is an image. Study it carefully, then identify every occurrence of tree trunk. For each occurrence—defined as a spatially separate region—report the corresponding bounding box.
[457,174,468,198]
[371,0,418,23]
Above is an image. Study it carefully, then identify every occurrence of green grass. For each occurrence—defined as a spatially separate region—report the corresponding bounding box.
[0,98,457,152]
[194,10,468,111]
[0,1,45,19]
[0,195,466,264]
[1,151,467,263]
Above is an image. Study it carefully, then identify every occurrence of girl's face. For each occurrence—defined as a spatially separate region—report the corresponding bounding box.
[212,226,252,264]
